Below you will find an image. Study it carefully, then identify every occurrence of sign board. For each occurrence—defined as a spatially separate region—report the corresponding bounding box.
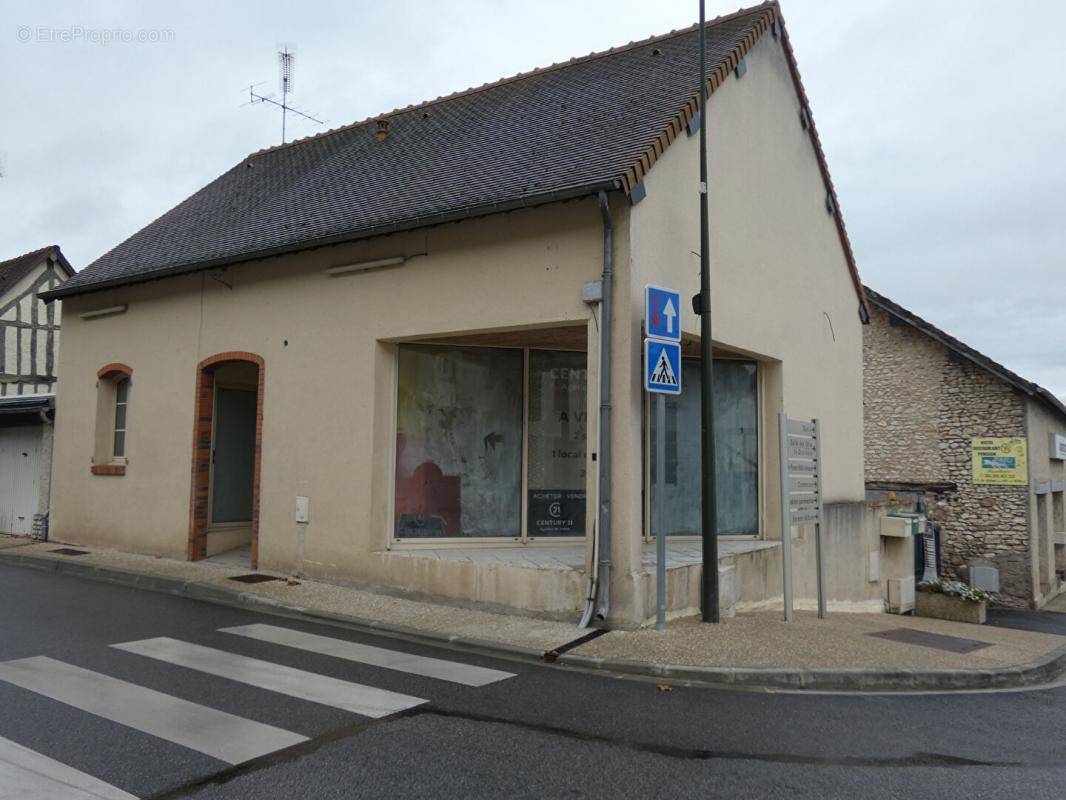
[790,508,820,525]
[644,284,683,629]
[787,436,817,460]
[1050,433,1066,462]
[971,437,1028,485]
[528,489,586,536]
[644,337,682,395]
[778,414,825,622]
[644,285,681,342]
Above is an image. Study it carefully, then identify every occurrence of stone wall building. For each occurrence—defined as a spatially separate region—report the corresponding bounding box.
[864,287,1066,608]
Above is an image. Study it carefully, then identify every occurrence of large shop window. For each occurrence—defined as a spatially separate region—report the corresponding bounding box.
[394,344,588,540]
[650,359,759,536]
[527,350,588,537]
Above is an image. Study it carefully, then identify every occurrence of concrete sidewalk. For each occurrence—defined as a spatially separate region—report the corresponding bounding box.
[2,535,1065,692]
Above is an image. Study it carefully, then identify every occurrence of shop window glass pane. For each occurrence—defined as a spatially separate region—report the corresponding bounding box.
[395,345,522,538]
[650,360,759,536]
[528,350,587,536]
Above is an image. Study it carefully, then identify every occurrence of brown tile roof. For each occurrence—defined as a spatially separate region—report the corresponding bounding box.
[0,245,74,298]
[46,1,865,314]
[864,285,1066,419]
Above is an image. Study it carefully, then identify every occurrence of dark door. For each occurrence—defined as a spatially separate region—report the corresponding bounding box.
[211,387,257,524]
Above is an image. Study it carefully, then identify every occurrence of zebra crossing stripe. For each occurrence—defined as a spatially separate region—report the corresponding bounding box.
[0,734,138,799]
[0,657,307,765]
[219,624,515,687]
[112,638,427,718]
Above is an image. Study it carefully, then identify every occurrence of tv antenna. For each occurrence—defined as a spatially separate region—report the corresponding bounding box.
[245,45,325,144]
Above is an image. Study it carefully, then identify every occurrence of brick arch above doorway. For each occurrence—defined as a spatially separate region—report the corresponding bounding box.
[187,352,265,567]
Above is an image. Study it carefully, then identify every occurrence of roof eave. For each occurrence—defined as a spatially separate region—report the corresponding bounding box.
[0,394,54,415]
[40,180,622,302]
[610,2,869,318]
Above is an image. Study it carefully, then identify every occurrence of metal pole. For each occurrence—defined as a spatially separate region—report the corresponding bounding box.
[698,0,720,623]
[778,412,794,623]
[656,393,667,631]
[814,418,827,619]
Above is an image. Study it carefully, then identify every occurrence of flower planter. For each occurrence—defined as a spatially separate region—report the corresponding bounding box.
[915,591,987,624]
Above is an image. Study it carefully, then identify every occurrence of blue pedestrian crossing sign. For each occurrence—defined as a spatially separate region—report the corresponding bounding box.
[645,284,681,342]
[645,338,682,395]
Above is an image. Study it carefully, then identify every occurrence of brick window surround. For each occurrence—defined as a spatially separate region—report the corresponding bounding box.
[91,363,133,476]
[187,352,264,568]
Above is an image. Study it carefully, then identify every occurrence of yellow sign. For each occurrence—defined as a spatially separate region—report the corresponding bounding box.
[971,437,1028,485]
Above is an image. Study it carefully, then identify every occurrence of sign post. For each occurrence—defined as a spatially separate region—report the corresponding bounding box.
[644,285,682,631]
[778,413,825,622]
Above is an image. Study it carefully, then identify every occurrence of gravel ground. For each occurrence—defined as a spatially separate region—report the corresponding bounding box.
[571,609,1066,669]
[2,537,581,651]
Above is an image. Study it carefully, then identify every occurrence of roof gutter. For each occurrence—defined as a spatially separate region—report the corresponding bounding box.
[41,180,623,302]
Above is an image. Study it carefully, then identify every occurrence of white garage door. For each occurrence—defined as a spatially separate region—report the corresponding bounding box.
[0,427,40,535]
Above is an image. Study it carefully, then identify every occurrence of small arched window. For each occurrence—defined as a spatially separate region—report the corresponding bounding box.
[92,363,133,475]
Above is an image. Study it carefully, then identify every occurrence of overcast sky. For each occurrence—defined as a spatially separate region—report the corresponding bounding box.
[4,0,1064,398]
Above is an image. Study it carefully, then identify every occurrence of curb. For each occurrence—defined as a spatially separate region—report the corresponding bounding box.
[0,550,547,663]
[4,549,1066,693]
[556,646,1066,692]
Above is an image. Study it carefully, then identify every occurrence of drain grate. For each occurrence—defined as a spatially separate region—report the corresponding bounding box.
[228,573,284,584]
[866,627,992,654]
[50,548,90,556]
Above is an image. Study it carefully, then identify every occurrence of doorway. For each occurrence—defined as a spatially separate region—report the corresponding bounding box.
[0,426,41,535]
[188,353,263,568]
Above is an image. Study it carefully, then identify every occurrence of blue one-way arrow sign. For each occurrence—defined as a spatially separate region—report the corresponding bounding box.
[645,285,681,342]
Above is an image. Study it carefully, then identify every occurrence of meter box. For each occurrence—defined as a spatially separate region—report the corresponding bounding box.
[880,512,926,538]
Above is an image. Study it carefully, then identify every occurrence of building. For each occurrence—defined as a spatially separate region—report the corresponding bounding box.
[0,245,74,537]
[43,3,884,627]
[864,287,1066,609]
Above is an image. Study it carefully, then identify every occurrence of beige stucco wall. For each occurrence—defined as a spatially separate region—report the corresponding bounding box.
[50,30,870,626]
[1025,397,1066,602]
[618,32,866,622]
[629,33,864,503]
[51,199,614,583]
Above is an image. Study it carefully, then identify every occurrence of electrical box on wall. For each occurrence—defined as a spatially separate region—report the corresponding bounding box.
[969,565,1000,593]
[295,496,310,524]
[1050,433,1066,461]
[887,575,915,614]
[868,551,880,583]
[880,513,925,538]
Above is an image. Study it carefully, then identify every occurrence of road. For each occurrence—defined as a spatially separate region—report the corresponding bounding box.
[1,563,1065,799]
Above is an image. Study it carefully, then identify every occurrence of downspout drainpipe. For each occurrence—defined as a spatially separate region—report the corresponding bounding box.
[592,190,614,624]
[37,408,53,541]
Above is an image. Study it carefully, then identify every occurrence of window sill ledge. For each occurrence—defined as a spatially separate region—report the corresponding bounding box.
[90,464,126,476]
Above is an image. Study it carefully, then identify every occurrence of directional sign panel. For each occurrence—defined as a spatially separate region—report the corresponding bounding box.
[645,285,681,342]
[644,338,681,395]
